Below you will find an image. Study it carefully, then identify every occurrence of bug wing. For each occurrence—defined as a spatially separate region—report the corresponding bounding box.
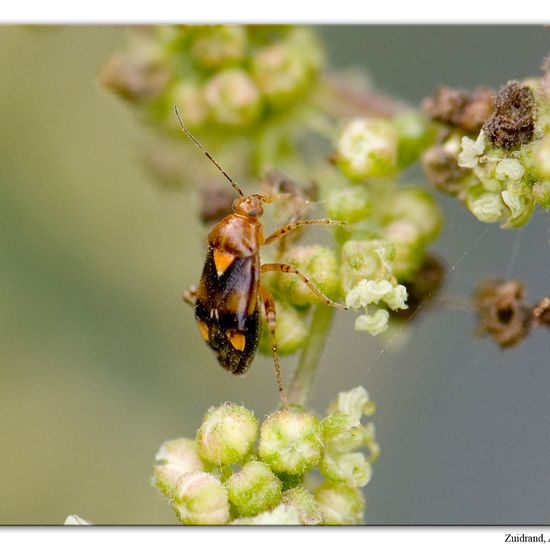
[195,248,260,374]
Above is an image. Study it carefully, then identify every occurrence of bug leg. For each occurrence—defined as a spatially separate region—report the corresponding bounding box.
[182,285,198,307]
[259,285,289,409]
[261,263,348,310]
[263,219,346,246]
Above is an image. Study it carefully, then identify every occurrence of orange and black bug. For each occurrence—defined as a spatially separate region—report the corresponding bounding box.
[175,107,347,407]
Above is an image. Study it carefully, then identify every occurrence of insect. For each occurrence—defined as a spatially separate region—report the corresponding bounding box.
[176,107,346,407]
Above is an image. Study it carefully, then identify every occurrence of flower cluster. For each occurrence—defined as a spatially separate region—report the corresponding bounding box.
[329,114,442,334]
[264,120,438,339]
[153,387,378,525]
[100,25,324,189]
[254,112,442,342]
[101,25,322,131]
[422,70,550,227]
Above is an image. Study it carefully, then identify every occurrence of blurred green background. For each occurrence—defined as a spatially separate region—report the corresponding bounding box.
[1,26,550,525]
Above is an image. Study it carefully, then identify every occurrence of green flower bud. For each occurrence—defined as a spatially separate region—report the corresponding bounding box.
[191,25,247,69]
[172,471,230,525]
[153,437,205,496]
[259,300,307,356]
[169,82,208,128]
[355,309,389,336]
[340,240,395,292]
[535,134,550,179]
[386,188,443,244]
[319,452,372,488]
[196,403,258,465]
[277,245,341,306]
[280,486,323,525]
[285,27,324,74]
[322,414,366,454]
[393,111,435,168]
[226,460,282,517]
[336,118,398,180]
[533,180,550,208]
[204,68,262,127]
[258,410,322,475]
[252,42,310,108]
[231,504,302,525]
[382,221,422,280]
[314,480,365,525]
[325,186,372,223]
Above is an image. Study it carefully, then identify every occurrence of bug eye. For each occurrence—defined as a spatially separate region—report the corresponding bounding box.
[248,204,263,217]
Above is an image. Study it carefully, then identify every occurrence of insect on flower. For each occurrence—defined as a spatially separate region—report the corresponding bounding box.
[176,107,347,407]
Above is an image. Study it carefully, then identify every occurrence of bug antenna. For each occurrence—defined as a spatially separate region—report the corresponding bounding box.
[174,106,244,196]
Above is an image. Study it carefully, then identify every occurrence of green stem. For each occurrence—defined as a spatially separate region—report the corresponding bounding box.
[287,305,335,407]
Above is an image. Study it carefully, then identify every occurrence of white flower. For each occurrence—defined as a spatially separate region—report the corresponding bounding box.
[346,278,407,335]
[332,386,369,424]
[501,190,523,219]
[346,279,393,309]
[496,158,524,182]
[319,451,373,488]
[458,132,487,169]
[468,192,505,223]
[337,118,398,179]
[382,284,408,311]
[354,309,389,336]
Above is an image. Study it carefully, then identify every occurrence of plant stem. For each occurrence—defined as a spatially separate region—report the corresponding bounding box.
[287,305,335,407]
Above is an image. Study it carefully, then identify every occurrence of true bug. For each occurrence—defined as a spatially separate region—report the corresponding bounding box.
[176,107,346,407]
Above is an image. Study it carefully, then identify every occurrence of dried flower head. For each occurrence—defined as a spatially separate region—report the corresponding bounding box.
[422,86,494,134]
[533,297,550,328]
[99,51,168,102]
[474,279,532,348]
[483,81,536,149]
